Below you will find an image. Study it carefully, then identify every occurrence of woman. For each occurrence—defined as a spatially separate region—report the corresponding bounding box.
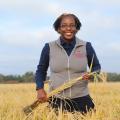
[35,13,101,114]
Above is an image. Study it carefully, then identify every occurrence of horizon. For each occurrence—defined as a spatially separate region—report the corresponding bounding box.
[0,0,120,75]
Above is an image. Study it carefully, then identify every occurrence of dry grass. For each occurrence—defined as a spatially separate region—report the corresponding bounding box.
[0,82,120,120]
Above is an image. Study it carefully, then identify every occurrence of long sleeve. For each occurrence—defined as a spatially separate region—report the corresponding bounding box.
[86,42,101,72]
[35,43,49,90]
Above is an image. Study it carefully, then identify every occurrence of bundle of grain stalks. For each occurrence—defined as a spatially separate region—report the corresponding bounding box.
[23,71,97,116]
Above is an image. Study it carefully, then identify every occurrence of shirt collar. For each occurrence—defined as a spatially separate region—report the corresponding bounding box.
[60,36,76,47]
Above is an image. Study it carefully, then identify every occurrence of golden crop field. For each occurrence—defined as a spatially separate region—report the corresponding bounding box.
[0,82,120,120]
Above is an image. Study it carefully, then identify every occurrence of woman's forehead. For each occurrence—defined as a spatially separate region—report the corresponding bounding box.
[61,16,75,23]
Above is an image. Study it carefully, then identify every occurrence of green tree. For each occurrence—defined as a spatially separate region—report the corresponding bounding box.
[22,71,34,82]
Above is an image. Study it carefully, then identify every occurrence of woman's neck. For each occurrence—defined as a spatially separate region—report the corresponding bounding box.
[60,36,75,43]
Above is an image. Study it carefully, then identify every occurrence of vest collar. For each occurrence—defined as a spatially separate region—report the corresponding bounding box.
[75,37,85,47]
[56,37,85,47]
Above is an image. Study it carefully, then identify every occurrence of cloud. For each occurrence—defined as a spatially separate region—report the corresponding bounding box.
[107,42,120,53]
[0,0,60,16]
[0,23,56,47]
[60,0,120,6]
[0,0,120,74]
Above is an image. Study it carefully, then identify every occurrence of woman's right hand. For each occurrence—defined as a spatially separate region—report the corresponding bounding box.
[37,88,48,102]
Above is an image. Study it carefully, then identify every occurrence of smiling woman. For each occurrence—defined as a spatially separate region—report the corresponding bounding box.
[53,14,81,42]
[35,13,101,114]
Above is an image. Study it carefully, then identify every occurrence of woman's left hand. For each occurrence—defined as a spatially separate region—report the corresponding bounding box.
[82,72,93,80]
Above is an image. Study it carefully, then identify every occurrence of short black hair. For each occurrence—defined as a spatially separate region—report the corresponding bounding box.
[53,13,82,32]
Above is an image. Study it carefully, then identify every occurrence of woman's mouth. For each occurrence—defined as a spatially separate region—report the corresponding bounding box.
[65,32,73,36]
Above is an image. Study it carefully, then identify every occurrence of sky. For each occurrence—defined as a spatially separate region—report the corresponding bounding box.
[0,0,120,75]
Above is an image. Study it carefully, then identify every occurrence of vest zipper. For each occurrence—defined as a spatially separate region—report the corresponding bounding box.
[56,42,77,98]
[67,56,72,97]
[62,49,72,98]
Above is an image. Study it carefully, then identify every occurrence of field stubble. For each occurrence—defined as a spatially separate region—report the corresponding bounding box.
[0,82,120,120]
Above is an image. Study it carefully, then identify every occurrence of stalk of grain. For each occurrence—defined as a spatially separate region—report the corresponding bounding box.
[23,72,96,116]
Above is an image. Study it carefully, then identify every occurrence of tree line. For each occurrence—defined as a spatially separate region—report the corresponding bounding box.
[0,72,34,83]
[0,72,120,83]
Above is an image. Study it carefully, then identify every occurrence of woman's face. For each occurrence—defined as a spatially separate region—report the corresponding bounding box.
[58,16,77,42]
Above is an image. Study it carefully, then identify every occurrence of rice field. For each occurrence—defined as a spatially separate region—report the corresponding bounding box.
[0,82,120,120]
